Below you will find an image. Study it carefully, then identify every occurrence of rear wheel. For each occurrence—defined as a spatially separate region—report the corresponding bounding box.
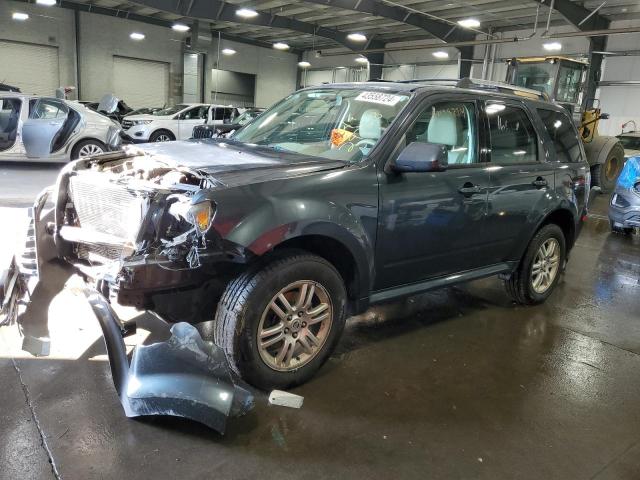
[71,139,105,159]
[592,144,625,193]
[149,130,175,142]
[504,224,566,305]
[214,252,347,390]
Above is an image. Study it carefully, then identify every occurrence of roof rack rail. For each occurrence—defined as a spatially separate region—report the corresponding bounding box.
[367,78,459,84]
[456,78,549,101]
[397,78,460,84]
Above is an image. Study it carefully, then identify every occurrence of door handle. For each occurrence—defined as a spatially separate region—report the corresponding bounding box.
[458,183,482,196]
[532,177,548,188]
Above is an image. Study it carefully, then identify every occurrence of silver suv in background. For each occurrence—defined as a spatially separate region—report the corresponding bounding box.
[121,104,239,142]
[0,94,122,162]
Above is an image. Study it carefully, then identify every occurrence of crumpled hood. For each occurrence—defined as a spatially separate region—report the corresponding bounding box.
[130,139,347,188]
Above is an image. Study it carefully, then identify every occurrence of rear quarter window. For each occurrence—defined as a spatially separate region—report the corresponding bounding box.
[537,109,583,163]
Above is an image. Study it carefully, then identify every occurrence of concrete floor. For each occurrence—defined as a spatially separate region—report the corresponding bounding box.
[1,164,640,479]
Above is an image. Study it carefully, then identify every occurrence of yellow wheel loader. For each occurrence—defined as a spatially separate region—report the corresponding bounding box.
[506,56,625,193]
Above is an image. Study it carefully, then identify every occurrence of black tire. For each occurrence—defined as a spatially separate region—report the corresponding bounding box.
[504,224,566,305]
[591,144,625,194]
[149,129,175,142]
[214,252,347,390]
[70,139,106,160]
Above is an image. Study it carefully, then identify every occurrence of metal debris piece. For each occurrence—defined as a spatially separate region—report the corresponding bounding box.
[268,390,304,409]
[85,289,253,434]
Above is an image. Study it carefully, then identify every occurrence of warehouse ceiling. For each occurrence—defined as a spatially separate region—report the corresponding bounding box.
[54,0,640,49]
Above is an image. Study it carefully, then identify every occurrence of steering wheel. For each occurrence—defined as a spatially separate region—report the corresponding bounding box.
[356,138,377,149]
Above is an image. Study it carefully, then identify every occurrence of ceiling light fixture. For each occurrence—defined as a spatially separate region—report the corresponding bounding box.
[172,23,190,32]
[12,12,29,20]
[458,18,481,28]
[347,33,367,42]
[236,8,259,18]
[221,48,236,55]
[298,61,311,68]
[130,32,145,40]
[543,41,562,51]
[36,0,57,5]
[273,42,290,50]
[432,51,449,59]
[355,56,369,63]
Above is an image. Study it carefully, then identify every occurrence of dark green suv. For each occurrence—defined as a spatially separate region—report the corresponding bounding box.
[20,81,591,389]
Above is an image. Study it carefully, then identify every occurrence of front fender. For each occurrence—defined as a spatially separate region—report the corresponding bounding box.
[222,197,375,296]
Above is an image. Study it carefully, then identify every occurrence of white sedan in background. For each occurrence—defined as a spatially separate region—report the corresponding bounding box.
[0,93,122,162]
[121,104,239,142]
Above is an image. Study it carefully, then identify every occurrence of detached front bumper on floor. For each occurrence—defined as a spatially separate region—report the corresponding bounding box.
[85,289,253,434]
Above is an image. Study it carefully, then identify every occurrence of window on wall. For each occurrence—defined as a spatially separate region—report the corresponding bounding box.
[538,108,583,163]
[404,101,477,165]
[486,103,538,164]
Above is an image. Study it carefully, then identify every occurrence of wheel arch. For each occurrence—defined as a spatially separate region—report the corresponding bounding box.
[270,234,366,307]
[535,207,577,252]
[69,137,107,157]
[150,127,176,140]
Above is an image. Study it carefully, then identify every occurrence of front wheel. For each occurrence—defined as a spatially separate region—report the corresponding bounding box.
[504,224,566,305]
[214,252,347,390]
[149,130,175,142]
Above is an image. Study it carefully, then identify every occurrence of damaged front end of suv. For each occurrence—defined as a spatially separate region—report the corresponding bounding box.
[1,146,261,433]
[55,150,234,305]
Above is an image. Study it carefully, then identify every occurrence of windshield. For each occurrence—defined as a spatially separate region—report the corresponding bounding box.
[618,135,640,150]
[153,104,188,116]
[513,63,556,97]
[235,110,261,126]
[233,88,411,162]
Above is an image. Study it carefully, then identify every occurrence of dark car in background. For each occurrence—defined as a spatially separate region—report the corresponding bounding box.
[192,108,265,139]
[0,83,21,92]
[11,80,592,391]
[617,131,640,159]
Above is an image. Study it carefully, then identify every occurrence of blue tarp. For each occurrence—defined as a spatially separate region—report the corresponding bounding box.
[617,156,640,189]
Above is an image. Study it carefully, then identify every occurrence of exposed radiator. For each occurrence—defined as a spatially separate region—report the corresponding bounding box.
[68,173,145,262]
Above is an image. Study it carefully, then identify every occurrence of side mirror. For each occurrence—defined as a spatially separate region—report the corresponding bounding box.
[393,142,448,173]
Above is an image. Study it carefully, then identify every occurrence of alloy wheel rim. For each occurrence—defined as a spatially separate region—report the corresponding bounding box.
[156,134,171,142]
[605,156,621,180]
[78,144,103,157]
[531,238,560,294]
[257,280,333,372]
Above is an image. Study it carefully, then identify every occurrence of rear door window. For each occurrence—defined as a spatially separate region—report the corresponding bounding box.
[486,102,538,164]
[537,109,583,163]
[29,98,69,120]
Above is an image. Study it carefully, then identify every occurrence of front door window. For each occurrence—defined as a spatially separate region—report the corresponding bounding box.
[405,101,477,165]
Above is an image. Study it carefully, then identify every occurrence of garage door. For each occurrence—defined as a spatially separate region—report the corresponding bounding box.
[596,56,640,136]
[0,41,59,95]
[113,56,169,109]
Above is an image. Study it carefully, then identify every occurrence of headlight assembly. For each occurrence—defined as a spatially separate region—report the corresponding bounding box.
[188,201,215,234]
[132,120,153,126]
